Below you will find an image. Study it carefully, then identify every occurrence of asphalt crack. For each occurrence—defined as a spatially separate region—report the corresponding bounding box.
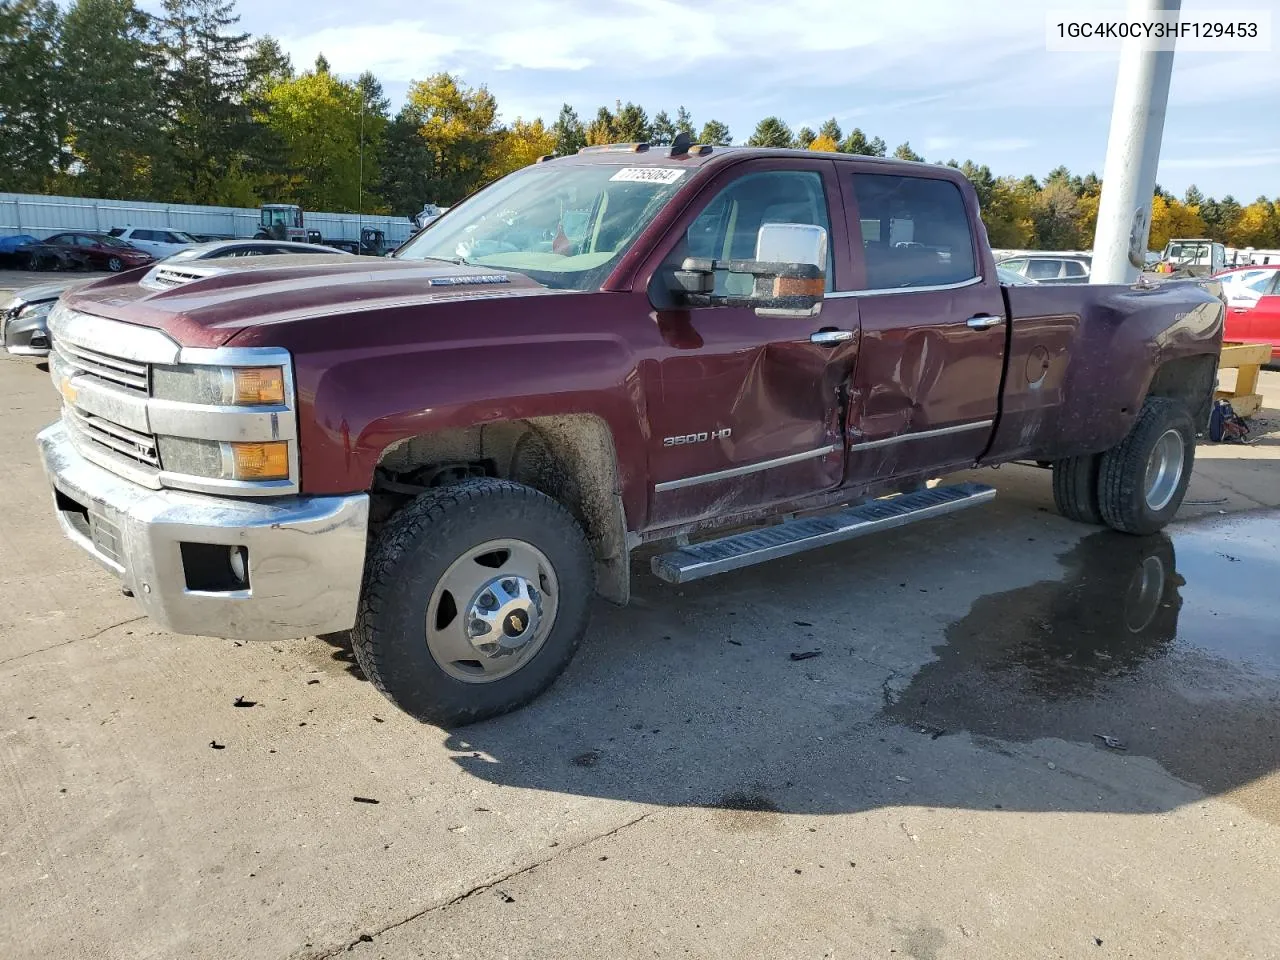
[313,810,657,958]
[0,616,147,667]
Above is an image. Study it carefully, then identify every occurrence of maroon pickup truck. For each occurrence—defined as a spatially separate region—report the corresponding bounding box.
[37,140,1224,724]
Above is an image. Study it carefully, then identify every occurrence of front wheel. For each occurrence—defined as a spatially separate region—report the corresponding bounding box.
[1098,397,1195,535]
[352,478,594,725]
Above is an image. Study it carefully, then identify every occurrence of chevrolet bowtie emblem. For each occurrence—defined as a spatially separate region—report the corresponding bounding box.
[59,377,78,404]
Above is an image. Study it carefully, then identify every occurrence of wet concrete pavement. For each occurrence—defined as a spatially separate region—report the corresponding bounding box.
[2,354,1280,959]
[885,512,1280,825]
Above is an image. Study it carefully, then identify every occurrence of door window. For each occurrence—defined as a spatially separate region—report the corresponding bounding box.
[1062,260,1087,277]
[665,169,834,298]
[1025,259,1063,280]
[74,235,98,247]
[850,174,976,289]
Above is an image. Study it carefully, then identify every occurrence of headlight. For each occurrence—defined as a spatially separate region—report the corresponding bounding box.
[152,364,286,406]
[18,300,55,321]
[157,437,291,481]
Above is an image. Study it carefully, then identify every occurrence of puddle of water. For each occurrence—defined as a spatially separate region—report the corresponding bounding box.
[884,511,1280,818]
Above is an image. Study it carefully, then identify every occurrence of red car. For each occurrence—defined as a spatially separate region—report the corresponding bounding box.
[1216,265,1280,362]
[19,231,155,273]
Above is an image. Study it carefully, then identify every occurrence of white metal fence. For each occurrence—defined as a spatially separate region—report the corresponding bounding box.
[0,192,417,245]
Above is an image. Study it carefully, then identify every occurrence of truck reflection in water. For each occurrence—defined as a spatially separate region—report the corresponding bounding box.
[885,512,1280,812]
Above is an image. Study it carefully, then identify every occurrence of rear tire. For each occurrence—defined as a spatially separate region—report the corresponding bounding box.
[106,256,123,272]
[1051,454,1103,525]
[351,478,594,726]
[1098,397,1195,535]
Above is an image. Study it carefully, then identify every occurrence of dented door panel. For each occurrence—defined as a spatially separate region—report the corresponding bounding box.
[647,309,858,526]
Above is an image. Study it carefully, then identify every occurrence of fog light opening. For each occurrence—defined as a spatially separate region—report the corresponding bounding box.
[180,542,251,592]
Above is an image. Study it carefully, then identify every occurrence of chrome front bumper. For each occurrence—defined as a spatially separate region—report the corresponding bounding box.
[37,420,369,642]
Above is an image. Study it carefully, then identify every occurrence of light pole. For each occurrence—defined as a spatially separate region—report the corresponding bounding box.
[358,92,365,239]
[1090,0,1181,283]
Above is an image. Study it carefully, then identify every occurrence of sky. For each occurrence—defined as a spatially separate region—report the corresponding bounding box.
[172,0,1280,200]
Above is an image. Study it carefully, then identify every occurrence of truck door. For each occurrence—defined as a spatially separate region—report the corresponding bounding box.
[837,169,1007,485]
[641,160,860,529]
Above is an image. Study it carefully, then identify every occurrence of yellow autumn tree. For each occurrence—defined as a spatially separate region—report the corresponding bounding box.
[808,134,839,152]
[487,118,557,179]
[1075,192,1100,246]
[1148,195,1206,251]
[1227,199,1280,248]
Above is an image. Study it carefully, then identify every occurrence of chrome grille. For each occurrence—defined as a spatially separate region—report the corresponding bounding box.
[64,406,160,468]
[53,338,149,394]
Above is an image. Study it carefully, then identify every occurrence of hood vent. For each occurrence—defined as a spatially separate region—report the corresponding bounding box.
[139,263,225,291]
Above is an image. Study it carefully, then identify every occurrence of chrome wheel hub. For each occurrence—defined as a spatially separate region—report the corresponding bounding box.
[1143,429,1185,512]
[426,538,559,683]
[467,575,543,654]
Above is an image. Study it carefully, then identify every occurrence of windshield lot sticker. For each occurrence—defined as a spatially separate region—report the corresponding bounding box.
[429,274,511,286]
[609,168,686,184]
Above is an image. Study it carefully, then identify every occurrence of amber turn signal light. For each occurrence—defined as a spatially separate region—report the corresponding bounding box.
[772,276,824,297]
[227,441,290,480]
[231,367,286,405]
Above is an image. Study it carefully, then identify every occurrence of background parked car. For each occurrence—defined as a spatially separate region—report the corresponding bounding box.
[997,265,1038,285]
[996,254,1092,283]
[107,226,199,259]
[0,233,41,268]
[1213,265,1280,306]
[16,232,154,273]
[1217,265,1280,364]
[3,239,353,357]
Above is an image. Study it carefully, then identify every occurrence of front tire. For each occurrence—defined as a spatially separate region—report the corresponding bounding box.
[352,478,594,725]
[1098,397,1195,535]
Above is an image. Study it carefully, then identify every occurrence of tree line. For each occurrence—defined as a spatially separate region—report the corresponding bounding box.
[2,0,1278,249]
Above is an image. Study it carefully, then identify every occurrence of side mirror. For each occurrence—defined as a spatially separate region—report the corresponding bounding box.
[670,223,827,317]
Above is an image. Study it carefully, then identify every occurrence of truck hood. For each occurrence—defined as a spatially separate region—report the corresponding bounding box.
[61,255,560,347]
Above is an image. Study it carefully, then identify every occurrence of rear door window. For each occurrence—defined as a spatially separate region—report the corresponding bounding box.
[1026,259,1062,280]
[850,173,976,289]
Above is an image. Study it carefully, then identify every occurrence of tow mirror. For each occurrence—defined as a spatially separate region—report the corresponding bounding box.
[671,223,827,317]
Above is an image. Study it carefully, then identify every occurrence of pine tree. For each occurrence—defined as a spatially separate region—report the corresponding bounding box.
[0,0,65,192]
[818,118,842,146]
[157,0,252,204]
[698,119,731,146]
[613,101,651,142]
[674,106,695,138]
[551,103,585,155]
[893,141,924,162]
[747,117,792,148]
[842,128,885,157]
[793,126,816,149]
[650,110,676,144]
[378,106,432,217]
[60,0,166,199]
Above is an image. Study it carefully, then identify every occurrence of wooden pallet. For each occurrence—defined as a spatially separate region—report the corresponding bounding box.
[1215,341,1272,418]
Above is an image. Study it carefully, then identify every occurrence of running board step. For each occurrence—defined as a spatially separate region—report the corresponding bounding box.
[650,482,996,585]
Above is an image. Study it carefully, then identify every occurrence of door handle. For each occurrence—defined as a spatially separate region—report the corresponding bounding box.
[810,329,854,345]
[967,314,1005,330]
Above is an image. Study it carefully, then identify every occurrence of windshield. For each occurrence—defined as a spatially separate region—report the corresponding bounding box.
[395,163,689,291]
[1166,242,1210,261]
[171,231,198,243]
[98,235,133,248]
